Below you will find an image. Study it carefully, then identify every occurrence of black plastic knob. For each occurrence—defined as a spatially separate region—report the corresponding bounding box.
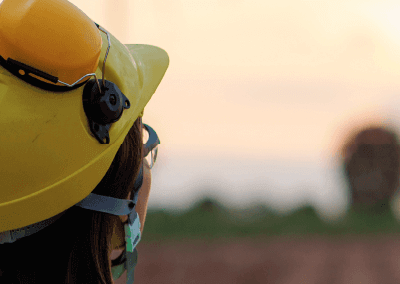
[83,79,130,125]
[82,79,131,144]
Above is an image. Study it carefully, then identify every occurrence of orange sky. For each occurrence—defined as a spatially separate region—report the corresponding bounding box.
[75,0,400,163]
[2,0,400,162]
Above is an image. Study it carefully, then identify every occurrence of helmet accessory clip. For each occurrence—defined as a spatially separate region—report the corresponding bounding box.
[0,22,131,145]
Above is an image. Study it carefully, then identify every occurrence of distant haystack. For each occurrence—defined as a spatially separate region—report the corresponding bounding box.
[340,124,400,209]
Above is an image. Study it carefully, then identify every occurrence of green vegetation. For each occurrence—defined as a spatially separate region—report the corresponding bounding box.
[141,197,400,243]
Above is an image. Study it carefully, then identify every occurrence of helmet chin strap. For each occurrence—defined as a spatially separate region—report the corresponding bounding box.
[140,116,144,166]
[0,210,68,244]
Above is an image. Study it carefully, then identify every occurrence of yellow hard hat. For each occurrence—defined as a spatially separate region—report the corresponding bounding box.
[0,0,169,233]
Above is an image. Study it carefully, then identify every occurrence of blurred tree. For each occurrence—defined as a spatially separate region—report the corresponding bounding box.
[339,124,400,231]
[191,197,226,215]
[198,198,218,213]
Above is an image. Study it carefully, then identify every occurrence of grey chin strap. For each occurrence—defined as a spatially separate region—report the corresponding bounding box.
[0,210,67,244]
[0,193,136,244]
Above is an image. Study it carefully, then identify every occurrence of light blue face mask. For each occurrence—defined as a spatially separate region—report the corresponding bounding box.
[86,123,159,283]
[77,123,160,283]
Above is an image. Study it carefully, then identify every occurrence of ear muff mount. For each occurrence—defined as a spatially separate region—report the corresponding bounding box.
[82,79,131,144]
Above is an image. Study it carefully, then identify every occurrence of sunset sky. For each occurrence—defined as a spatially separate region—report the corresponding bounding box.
[3,0,400,221]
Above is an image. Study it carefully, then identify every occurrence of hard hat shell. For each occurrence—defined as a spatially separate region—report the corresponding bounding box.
[0,0,169,233]
[0,0,102,86]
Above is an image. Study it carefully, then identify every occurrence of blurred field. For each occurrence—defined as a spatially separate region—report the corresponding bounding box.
[135,234,400,284]
[135,197,400,283]
[141,197,400,243]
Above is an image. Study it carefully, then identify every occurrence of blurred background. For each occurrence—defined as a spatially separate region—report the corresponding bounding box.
[5,0,400,282]
[62,0,400,221]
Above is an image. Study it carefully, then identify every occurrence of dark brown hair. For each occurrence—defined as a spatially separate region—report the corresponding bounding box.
[0,117,143,284]
[341,124,400,209]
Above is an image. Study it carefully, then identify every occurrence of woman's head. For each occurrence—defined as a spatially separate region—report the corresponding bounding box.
[0,117,143,284]
[340,124,400,209]
[0,1,169,282]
